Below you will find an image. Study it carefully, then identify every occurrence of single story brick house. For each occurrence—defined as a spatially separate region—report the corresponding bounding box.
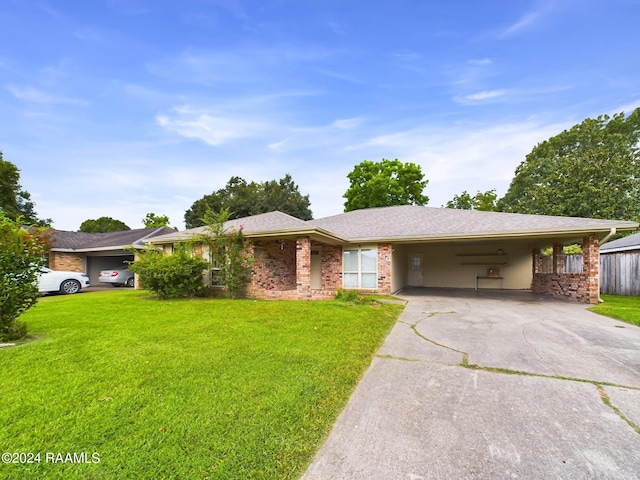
[147,206,638,304]
[47,227,175,285]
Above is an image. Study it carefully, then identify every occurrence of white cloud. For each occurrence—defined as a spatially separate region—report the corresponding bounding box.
[463,90,507,101]
[332,118,363,129]
[468,58,492,66]
[156,106,268,146]
[499,1,557,39]
[6,85,86,105]
[501,12,541,37]
[343,117,572,208]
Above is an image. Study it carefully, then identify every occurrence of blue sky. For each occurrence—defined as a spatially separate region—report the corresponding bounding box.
[2,0,639,231]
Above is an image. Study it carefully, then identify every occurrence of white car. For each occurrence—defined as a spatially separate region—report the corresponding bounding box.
[38,267,90,294]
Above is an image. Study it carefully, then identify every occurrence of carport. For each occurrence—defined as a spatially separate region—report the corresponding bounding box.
[391,238,534,291]
[390,233,601,302]
[306,206,639,304]
[377,210,634,304]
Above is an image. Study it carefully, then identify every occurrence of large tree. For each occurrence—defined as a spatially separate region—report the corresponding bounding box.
[497,108,640,221]
[79,217,131,233]
[184,174,312,229]
[143,213,171,229]
[446,189,498,211]
[343,158,429,212]
[0,151,50,226]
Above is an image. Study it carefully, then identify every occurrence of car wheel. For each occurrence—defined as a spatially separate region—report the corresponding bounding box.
[60,279,81,294]
[125,277,134,287]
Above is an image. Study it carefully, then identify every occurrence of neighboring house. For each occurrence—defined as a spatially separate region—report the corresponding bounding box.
[600,231,640,296]
[147,206,639,304]
[47,227,175,286]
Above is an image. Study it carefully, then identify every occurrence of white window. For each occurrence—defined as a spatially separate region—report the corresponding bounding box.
[343,247,377,289]
[209,252,223,287]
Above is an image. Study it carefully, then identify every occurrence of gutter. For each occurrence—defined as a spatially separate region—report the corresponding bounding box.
[144,226,347,246]
[345,226,631,245]
[50,245,142,253]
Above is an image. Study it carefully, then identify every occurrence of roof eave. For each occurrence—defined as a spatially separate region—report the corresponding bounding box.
[146,226,347,246]
[601,246,640,254]
[50,245,141,253]
[344,225,639,245]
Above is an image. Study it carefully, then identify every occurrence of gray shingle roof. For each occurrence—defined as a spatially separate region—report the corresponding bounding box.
[600,231,640,253]
[50,227,176,250]
[307,206,638,242]
[148,211,308,243]
[145,206,639,246]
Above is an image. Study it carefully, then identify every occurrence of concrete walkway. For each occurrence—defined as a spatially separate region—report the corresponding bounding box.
[302,288,640,479]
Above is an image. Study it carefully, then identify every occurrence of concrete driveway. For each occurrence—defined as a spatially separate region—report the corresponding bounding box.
[302,288,640,479]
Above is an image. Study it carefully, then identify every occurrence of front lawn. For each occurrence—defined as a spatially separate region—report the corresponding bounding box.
[589,294,640,326]
[0,290,403,479]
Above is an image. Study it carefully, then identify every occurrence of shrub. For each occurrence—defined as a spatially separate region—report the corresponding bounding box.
[0,214,49,341]
[129,245,208,299]
[199,208,254,299]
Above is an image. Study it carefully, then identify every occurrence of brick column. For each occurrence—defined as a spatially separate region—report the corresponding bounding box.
[582,235,600,304]
[296,237,311,298]
[532,248,542,274]
[552,243,564,274]
[377,243,392,294]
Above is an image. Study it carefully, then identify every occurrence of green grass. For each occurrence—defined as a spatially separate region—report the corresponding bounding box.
[589,294,640,326]
[0,290,403,479]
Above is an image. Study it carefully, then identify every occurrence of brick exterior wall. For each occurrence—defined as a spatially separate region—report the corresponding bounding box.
[243,239,391,300]
[531,235,600,304]
[319,244,342,292]
[377,243,392,294]
[49,252,85,272]
[247,239,298,293]
[245,238,343,300]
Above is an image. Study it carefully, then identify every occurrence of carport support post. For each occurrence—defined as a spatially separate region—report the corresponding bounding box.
[552,243,565,274]
[296,236,311,299]
[582,235,600,304]
[532,248,542,275]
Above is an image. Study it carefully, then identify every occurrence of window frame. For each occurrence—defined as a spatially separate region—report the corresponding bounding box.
[342,246,378,289]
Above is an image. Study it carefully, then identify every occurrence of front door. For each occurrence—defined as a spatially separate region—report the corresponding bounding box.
[408,253,424,286]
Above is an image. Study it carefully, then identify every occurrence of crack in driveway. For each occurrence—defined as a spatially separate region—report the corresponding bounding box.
[521,324,543,361]
[382,310,640,436]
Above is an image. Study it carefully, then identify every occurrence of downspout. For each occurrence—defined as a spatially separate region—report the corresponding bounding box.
[596,228,616,303]
[600,227,616,246]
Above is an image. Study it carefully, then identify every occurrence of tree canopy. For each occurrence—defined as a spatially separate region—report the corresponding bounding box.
[497,108,640,221]
[79,217,131,233]
[0,151,50,226]
[143,213,171,229]
[184,174,312,229]
[446,189,498,211]
[343,158,429,212]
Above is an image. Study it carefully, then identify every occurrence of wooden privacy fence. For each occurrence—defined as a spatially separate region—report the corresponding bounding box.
[540,255,584,274]
[600,252,640,296]
[540,253,639,296]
